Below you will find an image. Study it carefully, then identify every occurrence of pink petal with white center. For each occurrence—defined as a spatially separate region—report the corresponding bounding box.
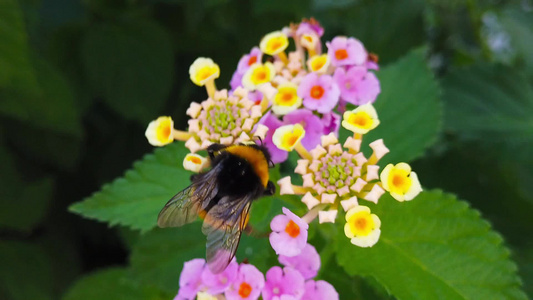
[350,178,367,192]
[320,132,338,147]
[353,152,367,165]
[188,119,200,132]
[363,184,385,204]
[369,139,389,160]
[365,165,380,181]
[253,124,269,140]
[328,144,342,155]
[318,210,337,223]
[258,83,277,100]
[310,145,327,159]
[240,99,254,110]
[242,118,255,131]
[302,192,320,209]
[197,130,210,140]
[236,132,250,143]
[186,102,203,118]
[321,193,336,204]
[337,186,350,197]
[201,98,215,110]
[214,89,228,101]
[308,160,321,172]
[343,136,361,152]
[185,137,202,153]
[220,136,233,145]
[340,197,358,211]
[278,176,295,195]
[302,174,315,188]
[295,159,309,175]
[352,166,362,177]
[313,184,326,195]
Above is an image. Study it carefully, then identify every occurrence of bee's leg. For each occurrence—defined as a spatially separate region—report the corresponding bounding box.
[264,181,276,196]
[207,143,227,160]
[190,174,200,181]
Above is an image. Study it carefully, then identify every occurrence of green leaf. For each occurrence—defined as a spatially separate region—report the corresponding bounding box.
[62,268,169,300]
[70,143,191,232]
[0,146,53,232]
[81,19,174,123]
[0,241,53,300]
[500,7,533,83]
[129,224,205,293]
[0,0,39,92]
[336,190,527,300]
[340,48,442,165]
[443,63,533,163]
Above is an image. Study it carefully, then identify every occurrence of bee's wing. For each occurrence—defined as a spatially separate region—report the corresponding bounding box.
[201,194,253,273]
[157,165,221,228]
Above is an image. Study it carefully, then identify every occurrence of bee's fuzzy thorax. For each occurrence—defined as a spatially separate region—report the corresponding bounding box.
[224,144,270,188]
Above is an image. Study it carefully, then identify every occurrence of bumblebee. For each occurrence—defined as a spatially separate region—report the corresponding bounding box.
[157,143,275,273]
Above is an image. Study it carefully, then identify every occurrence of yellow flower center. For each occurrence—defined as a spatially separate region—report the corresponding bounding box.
[310,85,325,99]
[251,66,271,85]
[156,119,172,142]
[238,282,252,298]
[347,111,373,129]
[348,211,375,236]
[195,66,216,83]
[335,49,349,60]
[284,220,300,238]
[388,168,412,195]
[186,155,202,165]
[310,55,328,72]
[265,36,288,54]
[275,86,298,106]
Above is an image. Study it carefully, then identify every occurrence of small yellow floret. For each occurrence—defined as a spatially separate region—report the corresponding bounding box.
[260,31,289,55]
[342,103,380,134]
[380,163,422,202]
[242,62,275,91]
[307,54,330,73]
[344,206,381,247]
[189,57,220,86]
[183,153,208,173]
[145,116,174,146]
[272,124,306,151]
[272,83,302,115]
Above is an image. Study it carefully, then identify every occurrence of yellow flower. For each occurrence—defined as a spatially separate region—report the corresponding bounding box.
[272,124,306,151]
[242,62,275,91]
[307,54,330,73]
[344,206,381,247]
[260,31,289,55]
[189,57,220,86]
[380,163,422,201]
[145,116,174,146]
[272,82,302,115]
[183,153,208,172]
[341,103,380,134]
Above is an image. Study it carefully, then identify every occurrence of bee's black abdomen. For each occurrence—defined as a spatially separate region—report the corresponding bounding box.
[216,154,264,200]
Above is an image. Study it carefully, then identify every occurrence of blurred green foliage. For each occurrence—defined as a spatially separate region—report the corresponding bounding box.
[1,0,532,299]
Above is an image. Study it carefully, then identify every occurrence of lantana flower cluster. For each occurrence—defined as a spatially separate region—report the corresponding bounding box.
[175,208,337,300]
[229,18,381,164]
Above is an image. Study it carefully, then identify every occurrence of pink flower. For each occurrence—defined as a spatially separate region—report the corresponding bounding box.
[269,207,308,257]
[258,111,288,164]
[237,47,263,73]
[177,259,206,299]
[298,73,340,113]
[283,109,324,151]
[201,259,238,294]
[320,111,341,136]
[302,280,339,300]
[326,36,367,67]
[262,267,305,300]
[278,243,320,280]
[225,264,265,300]
[333,66,380,105]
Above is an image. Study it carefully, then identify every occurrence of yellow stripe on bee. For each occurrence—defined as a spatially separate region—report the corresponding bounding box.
[225,145,269,188]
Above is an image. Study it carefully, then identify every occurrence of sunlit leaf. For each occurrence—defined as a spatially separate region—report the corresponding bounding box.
[336,190,527,300]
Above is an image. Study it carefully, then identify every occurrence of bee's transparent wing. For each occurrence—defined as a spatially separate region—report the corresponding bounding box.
[202,195,253,274]
[157,165,221,228]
